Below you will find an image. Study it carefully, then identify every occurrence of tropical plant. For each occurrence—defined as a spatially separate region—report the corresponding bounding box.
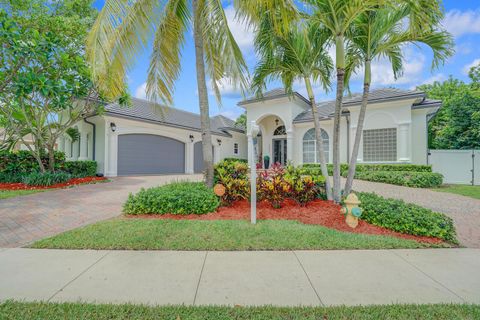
[342,4,454,195]
[86,0,296,187]
[251,19,334,200]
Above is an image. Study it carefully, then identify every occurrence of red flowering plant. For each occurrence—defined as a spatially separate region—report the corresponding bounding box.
[257,163,290,208]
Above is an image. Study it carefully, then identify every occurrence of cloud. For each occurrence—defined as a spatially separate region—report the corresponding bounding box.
[443,9,480,37]
[420,73,447,86]
[134,82,147,99]
[463,59,480,75]
[224,6,254,56]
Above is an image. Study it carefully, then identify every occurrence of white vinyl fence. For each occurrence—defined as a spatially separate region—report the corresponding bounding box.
[428,150,479,185]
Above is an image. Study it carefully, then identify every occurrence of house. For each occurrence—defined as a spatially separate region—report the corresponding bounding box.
[56,88,441,177]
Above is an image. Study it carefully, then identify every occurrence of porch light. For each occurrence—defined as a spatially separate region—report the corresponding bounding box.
[189,134,194,142]
[217,139,222,146]
[275,118,279,126]
[110,122,117,132]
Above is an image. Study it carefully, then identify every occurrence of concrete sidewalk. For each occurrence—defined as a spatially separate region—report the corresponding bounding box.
[1,248,479,306]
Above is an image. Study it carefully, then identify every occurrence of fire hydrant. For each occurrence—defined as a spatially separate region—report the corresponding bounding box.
[341,193,362,229]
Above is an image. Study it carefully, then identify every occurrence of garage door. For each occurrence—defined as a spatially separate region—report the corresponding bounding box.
[118,134,185,175]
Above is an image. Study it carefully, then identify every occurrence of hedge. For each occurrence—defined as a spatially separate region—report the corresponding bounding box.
[353,171,443,188]
[358,192,457,243]
[223,157,248,163]
[301,163,432,175]
[22,172,72,187]
[61,161,97,177]
[0,151,97,182]
[124,182,220,215]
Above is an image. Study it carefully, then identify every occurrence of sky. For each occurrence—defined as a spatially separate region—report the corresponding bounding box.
[92,0,480,121]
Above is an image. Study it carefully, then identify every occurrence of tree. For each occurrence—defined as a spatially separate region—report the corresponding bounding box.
[0,1,120,172]
[251,20,334,200]
[418,66,480,150]
[342,4,454,195]
[235,113,246,129]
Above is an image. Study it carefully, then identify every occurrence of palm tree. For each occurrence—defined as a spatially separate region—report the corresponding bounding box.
[251,20,334,200]
[304,0,375,202]
[86,1,293,187]
[342,4,454,195]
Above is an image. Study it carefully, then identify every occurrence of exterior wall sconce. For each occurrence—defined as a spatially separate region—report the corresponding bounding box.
[110,122,117,132]
[189,134,194,142]
[275,118,279,126]
[217,139,222,146]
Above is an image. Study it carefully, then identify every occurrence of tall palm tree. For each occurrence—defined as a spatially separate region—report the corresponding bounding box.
[342,4,454,195]
[304,0,375,202]
[86,1,294,187]
[251,20,334,200]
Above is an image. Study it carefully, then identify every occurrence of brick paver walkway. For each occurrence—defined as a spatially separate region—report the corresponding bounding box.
[349,179,480,248]
[0,175,202,247]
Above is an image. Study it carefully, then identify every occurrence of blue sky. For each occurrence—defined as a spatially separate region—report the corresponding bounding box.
[92,1,480,120]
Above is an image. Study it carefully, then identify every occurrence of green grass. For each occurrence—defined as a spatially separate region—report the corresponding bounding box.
[432,184,480,200]
[0,189,43,200]
[1,301,479,320]
[30,218,448,250]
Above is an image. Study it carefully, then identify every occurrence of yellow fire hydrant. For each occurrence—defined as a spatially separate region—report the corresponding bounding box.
[341,193,362,229]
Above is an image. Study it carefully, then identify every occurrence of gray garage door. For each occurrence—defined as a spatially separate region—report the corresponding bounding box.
[118,134,185,175]
[194,141,214,173]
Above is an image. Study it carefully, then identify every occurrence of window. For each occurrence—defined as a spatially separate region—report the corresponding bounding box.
[302,128,329,163]
[363,128,397,162]
[234,143,239,155]
[273,125,286,136]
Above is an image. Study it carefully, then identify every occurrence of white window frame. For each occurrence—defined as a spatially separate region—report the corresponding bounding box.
[233,142,239,155]
[302,128,329,164]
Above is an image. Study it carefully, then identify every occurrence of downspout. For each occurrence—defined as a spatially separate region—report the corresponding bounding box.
[83,117,96,161]
[346,114,350,163]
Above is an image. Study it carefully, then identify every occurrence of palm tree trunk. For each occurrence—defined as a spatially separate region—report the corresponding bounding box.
[344,60,371,195]
[305,77,333,200]
[332,35,345,203]
[193,0,214,187]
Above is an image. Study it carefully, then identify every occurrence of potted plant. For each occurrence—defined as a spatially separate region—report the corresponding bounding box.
[263,155,270,169]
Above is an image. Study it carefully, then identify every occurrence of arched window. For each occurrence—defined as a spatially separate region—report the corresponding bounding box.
[273,125,286,136]
[303,128,329,163]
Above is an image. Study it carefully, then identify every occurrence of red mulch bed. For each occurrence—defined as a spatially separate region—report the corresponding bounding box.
[128,199,443,244]
[0,176,108,191]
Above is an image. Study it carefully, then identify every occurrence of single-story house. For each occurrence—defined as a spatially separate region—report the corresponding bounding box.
[57,87,441,177]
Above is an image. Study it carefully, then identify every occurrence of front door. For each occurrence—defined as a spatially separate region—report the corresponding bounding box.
[273,139,287,165]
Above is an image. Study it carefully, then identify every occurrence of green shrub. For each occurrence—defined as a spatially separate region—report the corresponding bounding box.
[302,163,432,175]
[215,160,250,206]
[222,157,247,163]
[352,171,443,188]
[61,161,97,177]
[22,171,72,187]
[123,182,220,215]
[0,150,65,175]
[0,172,24,183]
[358,192,457,243]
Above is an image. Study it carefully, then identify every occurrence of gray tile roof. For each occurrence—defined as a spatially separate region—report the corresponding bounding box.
[238,88,310,106]
[293,88,439,123]
[104,98,241,136]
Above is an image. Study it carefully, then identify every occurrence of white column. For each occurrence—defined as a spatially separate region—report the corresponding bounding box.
[106,132,118,177]
[78,131,88,161]
[398,122,410,162]
[65,137,72,160]
[186,141,194,174]
[58,136,65,153]
[286,130,293,165]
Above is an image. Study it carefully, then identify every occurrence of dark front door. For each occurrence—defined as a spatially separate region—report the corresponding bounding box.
[273,139,287,165]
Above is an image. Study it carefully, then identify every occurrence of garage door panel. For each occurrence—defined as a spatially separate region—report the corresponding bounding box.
[118,134,185,175]
[194,141,214,173]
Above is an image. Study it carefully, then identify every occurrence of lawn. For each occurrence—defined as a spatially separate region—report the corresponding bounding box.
[0,189,43,200]
[30,218,448,250]
[432,184,480,200]
[1,301,479,320]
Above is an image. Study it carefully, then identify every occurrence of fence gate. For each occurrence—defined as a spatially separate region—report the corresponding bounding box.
[428,150,479,185]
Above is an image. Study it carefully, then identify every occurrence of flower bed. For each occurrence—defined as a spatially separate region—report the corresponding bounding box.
[127,199,443,244]
[0,176,107,190]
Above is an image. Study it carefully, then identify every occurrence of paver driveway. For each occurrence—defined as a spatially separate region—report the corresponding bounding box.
[0,175,203,247]
[349,179,480,248]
